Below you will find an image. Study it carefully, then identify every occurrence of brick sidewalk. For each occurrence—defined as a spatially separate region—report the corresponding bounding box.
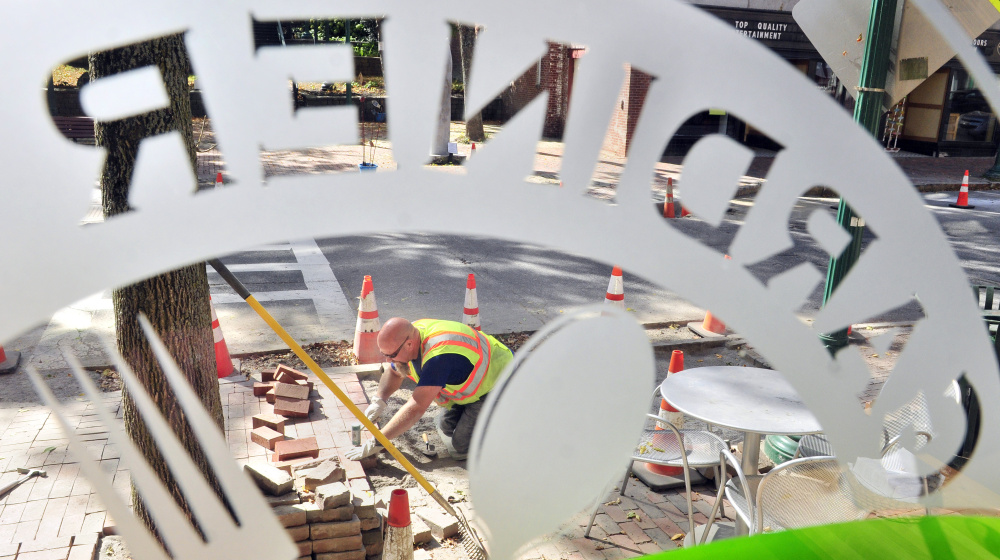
[0,365,738,560]
[193,118,1000,203]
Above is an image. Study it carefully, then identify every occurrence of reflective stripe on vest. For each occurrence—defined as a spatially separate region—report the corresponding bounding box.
[421,329,492,405]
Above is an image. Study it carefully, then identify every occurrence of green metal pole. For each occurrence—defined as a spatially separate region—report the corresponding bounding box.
[818,0,898,354]
[345,19,352,104]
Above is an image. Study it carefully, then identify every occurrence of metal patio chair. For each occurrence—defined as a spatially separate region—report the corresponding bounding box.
[708,452,870,536]
[584,409,729,545]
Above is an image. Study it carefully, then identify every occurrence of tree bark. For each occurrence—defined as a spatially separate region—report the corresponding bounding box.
[90,34,225,537]
[433,41,453,157]
[458,25,485,142]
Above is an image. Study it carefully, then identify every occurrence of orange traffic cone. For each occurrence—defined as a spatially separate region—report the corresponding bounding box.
[462,273,481,331]
[644,350,686,476]
[215,172,223,189]
[688,257,730,337]
[353,276,382,364]
[949,170,975,209]
[663,178,676,218]
[604,266,624,308]
[210,297,235,378]
[384,489,414,560]
[0,344,20,375]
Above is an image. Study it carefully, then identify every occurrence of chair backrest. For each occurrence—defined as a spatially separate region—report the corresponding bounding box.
[755,456,868,533]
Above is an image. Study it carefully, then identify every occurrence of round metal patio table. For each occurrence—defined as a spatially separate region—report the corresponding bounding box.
[659,366,824,535]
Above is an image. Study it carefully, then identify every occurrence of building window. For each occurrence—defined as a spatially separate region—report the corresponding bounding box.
[943,69,996,143]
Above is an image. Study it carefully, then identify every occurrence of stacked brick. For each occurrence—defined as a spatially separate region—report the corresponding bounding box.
[246,457,386,560]
[251,365,322,464]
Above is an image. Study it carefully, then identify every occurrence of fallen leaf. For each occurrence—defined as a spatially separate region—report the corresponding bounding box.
[43,446,56,453]
[604,498,621,506]
[871,354,879,358]
[715,354,722,359]
[697,360,704,363]
[671,533,684,541]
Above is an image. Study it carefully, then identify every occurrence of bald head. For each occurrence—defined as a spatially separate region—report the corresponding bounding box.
[378,317,414,350]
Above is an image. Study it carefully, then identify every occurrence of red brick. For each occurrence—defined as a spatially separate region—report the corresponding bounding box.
[652,516,685,538]
[295,379,314,391]
[275,365,309,383]
[266,388,276,404]
[272,437,319,461]
[620,521,651,544]
[252,413,286,434]
[603,504,628,523]
[274,382,310,401]
[274,397,310,418]
[251,426,285,450]
[253,382,274,397]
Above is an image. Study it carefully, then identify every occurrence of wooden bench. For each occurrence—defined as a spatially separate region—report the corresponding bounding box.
[52,116,95,143]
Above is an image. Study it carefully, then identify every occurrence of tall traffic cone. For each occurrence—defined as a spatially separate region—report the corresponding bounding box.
[210,297,235,378]
[384,489,414,560]
[949,170,975,209]
[215,172,223,188]
[604,266,624,308]
[643,351,686,477]
[353,275,382,364]
[663,177,676,218]
[0,344,21,375]
[462,273,481,331]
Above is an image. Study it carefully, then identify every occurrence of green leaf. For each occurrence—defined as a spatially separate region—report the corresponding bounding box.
[43,446,56,453]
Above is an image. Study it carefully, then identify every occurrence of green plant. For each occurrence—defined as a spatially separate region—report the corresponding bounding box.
[451,80,465,94]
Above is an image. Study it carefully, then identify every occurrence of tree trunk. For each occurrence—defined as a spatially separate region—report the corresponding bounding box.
[458,25,485,143]
[90,34,225,537]
[433,38,453,157]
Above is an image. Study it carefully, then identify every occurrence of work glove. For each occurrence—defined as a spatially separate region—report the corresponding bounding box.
[364,397,387,423]
[345,439,383,461]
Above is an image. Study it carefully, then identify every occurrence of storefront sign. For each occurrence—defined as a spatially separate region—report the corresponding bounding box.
[706,8,814,52]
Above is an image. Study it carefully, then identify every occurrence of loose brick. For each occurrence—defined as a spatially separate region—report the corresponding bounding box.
[359,513,381,532]
[312,534,363,553]
[295,379,315,391]
[308,505,355,523]
[272,505,308,528]
[352,494,377,519]
[300,460,346,491]
[316,546,366,560]
[253,383,274,397]
[261,368,277,382]
[297,541,312,557]
[411,517,432,545]
[266,388,276,404]
[287,524,311,542]
[415,509,458,540]
[316,482,351,510]
[251,426,285,451]
[267,492,301,507]
[275,364,309,383]
[361,528,382,546]
[311,515,361,540]
[274,397,311,419]
[273,456,325,475]
[273,437,320,461]
[252,413,286,434]
[244,464,293,496]
[274,382,310,401]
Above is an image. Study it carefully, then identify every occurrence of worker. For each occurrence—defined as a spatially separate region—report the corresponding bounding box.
[345,317,513,461]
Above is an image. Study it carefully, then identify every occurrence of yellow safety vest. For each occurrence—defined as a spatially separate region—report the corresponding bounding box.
[404,319,513,406]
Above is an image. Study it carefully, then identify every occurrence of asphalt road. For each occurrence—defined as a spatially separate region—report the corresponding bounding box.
[11,190,1000,368]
